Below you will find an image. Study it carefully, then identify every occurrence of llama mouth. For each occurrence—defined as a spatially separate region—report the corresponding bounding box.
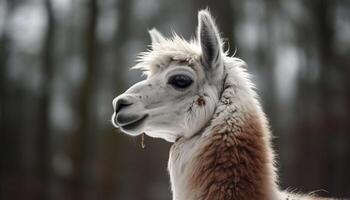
[120,114,148,132]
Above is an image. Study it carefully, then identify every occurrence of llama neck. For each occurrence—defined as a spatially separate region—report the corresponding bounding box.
[188,106,278,200]
[168,61,280,200]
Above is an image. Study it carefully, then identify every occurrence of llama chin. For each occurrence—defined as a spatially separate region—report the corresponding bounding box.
[112,9,342,200]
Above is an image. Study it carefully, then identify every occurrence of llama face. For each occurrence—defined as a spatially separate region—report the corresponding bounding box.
[112,10,225,142]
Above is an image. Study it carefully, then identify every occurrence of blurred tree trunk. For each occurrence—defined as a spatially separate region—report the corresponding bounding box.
[114,0,133,91]
[332,0,350,195]
[261,0,278,130]
[0,0,11,160]
[316,0,334,190]
[0,5,10,200]
[294,0,336,196]
[310,0,350,196]
[0,0,18,199]
[71,0,99,199]
[38,0,55,199]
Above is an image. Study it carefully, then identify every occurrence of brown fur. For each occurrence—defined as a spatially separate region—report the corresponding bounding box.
[197,96,206,107]
[189,112,272,200]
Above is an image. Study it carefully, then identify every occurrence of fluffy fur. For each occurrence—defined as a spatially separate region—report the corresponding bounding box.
[168,57,336,200]
[113,10,341,200]
[168,57,279,200]
[133,33,202,76]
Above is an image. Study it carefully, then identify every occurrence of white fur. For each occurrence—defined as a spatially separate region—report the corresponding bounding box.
[112,10,332,200]
[168,58,284,200]
[113,11,225,142]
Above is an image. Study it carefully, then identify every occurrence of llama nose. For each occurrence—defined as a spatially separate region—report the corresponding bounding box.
[114,97,133,114]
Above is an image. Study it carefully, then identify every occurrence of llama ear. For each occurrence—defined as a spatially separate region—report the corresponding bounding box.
[197,10,223,72]
[149,28,165,46]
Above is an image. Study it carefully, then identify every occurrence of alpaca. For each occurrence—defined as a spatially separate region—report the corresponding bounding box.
[112,10,341,200]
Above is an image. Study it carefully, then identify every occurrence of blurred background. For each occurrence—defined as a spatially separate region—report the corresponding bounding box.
[1,0,350,199]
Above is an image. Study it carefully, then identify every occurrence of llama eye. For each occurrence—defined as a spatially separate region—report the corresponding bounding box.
[168,74,193,89]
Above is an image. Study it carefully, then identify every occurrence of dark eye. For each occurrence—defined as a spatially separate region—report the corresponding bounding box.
[167,74,193,89]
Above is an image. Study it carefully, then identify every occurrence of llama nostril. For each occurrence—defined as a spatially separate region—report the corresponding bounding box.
[115,98,133,114]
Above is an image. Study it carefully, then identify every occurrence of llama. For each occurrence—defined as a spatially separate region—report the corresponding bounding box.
[112,10,340,200]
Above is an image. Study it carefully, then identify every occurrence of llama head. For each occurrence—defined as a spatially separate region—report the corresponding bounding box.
[112,10,226,142]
